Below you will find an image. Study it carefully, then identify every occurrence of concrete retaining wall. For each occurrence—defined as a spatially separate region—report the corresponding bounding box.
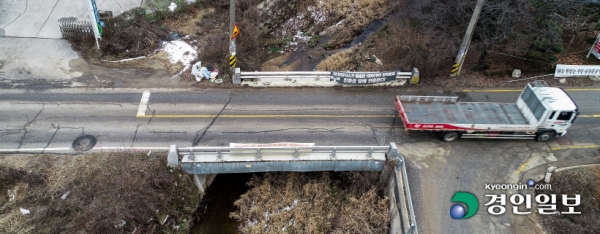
[193,174,217,197]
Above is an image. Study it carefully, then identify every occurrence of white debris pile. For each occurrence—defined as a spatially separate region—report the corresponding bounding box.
[61,191,71,200]
[161,40,198,74]
[168,2,177,12]
[20,208,30,215]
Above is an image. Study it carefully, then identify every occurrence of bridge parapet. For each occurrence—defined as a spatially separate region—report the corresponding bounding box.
[172,145,391,174]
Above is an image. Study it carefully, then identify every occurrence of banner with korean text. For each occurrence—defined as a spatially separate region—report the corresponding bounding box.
[331,71,397,84]
[554,64,600,77]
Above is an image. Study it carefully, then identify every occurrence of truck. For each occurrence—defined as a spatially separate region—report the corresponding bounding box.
[395,81,579,142]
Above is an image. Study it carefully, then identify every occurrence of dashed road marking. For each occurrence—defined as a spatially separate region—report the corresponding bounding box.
[463,88,600,93]
[137,90,151,117]
[578,114,600,118]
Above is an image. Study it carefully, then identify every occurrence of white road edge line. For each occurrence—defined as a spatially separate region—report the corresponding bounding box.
[137,90,151,117]
[0,147,170,153]
[0,148,71,152]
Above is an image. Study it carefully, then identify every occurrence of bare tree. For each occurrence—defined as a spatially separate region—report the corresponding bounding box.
[548,0,599,55]
[474,0,535,68]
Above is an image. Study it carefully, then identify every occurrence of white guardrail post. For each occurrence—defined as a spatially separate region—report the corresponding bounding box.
[167,144,178,167]
[233,67,241,85]
[410,68,419,84]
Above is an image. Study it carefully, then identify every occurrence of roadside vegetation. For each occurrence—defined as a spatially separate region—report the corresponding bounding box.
[0,153,199,233]
[66,0,600,87]
[229,172,390,233]
[536,165,600,234]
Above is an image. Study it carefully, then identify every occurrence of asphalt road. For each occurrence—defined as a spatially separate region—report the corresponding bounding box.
[1,87,599,233]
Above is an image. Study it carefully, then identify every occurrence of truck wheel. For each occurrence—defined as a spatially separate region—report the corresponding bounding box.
[536,131,555,142]
[441,132,460,142]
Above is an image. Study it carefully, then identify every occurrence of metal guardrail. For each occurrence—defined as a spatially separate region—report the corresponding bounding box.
[233,68,420,85]
[239,71,410,79]
[398,156,418,234]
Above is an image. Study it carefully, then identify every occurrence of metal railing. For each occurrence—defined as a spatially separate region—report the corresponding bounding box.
[399,95,458,103]
[59,19,94,39]
[173,145,391,174]
[398,156,418,234]
[178,145,390,161]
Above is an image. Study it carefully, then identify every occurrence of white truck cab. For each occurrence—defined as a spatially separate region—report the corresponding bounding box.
[516,81,579,141]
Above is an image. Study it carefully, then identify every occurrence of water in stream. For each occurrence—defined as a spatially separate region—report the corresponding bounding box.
[191,173,255,234]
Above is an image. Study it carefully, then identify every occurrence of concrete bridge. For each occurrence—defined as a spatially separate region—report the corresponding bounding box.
[167,142,418,234]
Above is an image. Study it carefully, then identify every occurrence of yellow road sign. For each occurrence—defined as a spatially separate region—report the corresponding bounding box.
[229,55,237,68]
[231,23,240,40]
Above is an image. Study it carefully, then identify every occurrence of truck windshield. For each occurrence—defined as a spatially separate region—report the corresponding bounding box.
[557,111,573,121]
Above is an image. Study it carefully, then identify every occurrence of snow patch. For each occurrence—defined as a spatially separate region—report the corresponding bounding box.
[272,3,328,41]
[161,40,198,67]
[293,31,310,43]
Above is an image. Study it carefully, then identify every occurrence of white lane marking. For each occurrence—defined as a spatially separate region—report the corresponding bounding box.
[137,90,151,117]
[0,147,170,153]
[0,148,71,152]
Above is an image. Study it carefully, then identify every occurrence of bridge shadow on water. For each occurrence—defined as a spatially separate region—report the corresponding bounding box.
[191,173,257,234]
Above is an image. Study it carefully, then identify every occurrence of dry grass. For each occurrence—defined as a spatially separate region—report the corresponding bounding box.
[0,153,200,234]
[537,166,600,234]
[164,8,216,36]
[154,51,186,74]
[261,53,299,71]
[316,46,380,71]
[316,17,450,75]
[325,0,401,47]
[229,172,390,234]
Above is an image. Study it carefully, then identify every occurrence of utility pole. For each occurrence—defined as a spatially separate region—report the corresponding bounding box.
[229,0,236,69]
[451,0,486,77]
